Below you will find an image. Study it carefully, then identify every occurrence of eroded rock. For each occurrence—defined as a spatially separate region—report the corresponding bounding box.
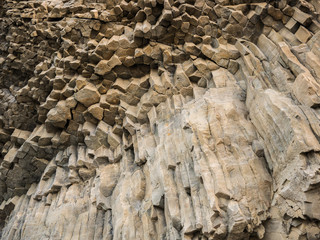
[0,0,320,239]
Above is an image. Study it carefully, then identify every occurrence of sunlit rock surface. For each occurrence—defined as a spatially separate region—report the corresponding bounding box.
[0,0,320,239]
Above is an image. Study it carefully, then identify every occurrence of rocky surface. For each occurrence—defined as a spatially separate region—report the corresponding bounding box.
[0,0,320,239]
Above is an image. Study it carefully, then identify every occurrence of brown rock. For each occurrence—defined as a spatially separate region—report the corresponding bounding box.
[46,100,71,128]
[295,25,312,43]
[75,84,101,107]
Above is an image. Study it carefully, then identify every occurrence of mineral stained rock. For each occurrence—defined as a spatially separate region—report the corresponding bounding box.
[0,0,320,239]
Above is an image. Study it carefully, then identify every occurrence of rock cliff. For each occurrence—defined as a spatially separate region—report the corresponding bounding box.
[0,0,320,239]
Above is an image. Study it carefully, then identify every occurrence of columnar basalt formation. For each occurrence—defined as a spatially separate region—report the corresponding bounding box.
[0,0,320,239]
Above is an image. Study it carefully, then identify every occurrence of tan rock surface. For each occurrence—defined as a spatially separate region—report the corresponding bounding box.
[0,0,320,239]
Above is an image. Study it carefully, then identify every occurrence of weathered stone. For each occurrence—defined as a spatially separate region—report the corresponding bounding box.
[292,7,312,26]
[99,164,120,197]
[295,25,312,43]
[1,0,320,239]
[278,41,309,76]
[74,84,101,107]
[87,104,104,120]
[292,72,320,107]
[285,18,299,33]
[46,100,71,128]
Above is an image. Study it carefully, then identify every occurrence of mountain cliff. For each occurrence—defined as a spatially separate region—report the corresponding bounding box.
[0,0,320,239]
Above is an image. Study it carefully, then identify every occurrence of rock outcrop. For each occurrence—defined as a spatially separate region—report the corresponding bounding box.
[0,0,320,239]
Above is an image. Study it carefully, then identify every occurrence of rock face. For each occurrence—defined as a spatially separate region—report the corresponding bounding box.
[0,0,320,239]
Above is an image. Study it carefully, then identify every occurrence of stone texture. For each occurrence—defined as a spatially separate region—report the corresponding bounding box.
[0,0,320,239]
[74,84,101,107]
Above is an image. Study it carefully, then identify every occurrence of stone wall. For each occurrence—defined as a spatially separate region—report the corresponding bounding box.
[0,0,320,239]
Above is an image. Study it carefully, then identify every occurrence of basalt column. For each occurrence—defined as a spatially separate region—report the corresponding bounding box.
[0,0,320,239]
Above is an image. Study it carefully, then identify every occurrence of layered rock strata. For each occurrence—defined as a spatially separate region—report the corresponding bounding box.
[0,0,320,239]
